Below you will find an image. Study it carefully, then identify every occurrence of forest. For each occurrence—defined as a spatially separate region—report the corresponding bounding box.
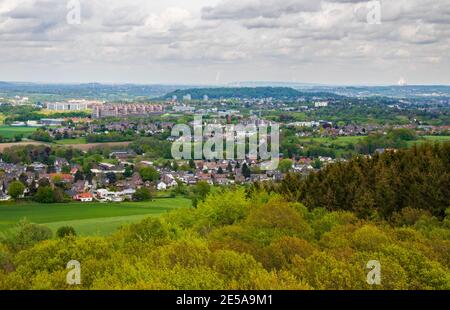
[271,143,449,219]
[162,87,343,100]
[0,143,449,289]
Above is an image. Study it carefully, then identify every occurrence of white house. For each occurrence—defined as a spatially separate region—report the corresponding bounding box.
[95,188,136,202]
[157,182,167,191]
[73,193,94,202]
[0,195,11,202]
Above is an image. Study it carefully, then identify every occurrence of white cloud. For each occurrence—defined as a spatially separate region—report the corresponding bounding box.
[0,0,448,84]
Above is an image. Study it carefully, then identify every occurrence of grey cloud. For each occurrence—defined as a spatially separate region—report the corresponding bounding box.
[0,0,448,84]
[202,0,321,20]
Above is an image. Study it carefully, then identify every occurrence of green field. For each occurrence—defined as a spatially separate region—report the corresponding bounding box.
[0,198,191,236]
[299,136,363,146]
[422,135,450,142]
[54,137,87,145]
[0,126,37,139]
[300,135,450,146]
[407,135,450,147]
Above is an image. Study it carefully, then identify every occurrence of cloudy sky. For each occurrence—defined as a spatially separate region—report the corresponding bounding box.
[0,0,449,85]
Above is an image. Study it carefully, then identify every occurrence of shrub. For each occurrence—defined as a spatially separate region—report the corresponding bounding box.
[132,187,152,202]
[56,226,77,238]
[7,181,25,200]
[5,220,53,250]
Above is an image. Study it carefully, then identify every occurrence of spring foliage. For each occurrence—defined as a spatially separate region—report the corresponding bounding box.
[0,186,449,290]
[0,143,448,289]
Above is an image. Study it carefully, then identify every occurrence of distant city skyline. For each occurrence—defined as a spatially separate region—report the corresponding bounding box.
[0,0,449,85]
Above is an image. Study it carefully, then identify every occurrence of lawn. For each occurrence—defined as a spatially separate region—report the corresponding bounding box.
[0,198,191,236]
[299,136,364,146]
[0,126,37,139]
[54,137,87,145]
[406,136,450,147]
[422,135,450,142]
[300,135,450,147]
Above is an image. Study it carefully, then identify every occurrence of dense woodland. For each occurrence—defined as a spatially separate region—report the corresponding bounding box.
[162,87,342,100]
[0,105,90,123]
[0,143,449,289]
[272,143,450,219]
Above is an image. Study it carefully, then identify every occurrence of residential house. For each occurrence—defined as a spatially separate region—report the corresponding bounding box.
[95,188,135,202]
[157,182,167,191]
[73,192,94,202]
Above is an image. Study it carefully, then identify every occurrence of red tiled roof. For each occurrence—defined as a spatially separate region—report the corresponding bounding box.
[74,193,93,199]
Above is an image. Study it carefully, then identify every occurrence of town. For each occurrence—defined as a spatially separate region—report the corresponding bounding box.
[1,89,448,205]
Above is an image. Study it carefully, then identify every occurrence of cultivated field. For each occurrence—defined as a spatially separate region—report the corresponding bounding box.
[0,126,37,139]
[66,141,132,151]
[54,138,87,145]
[299,136,363,146]
[0,140,132,151]
[0,198,191,236]
[300,135,450,146]
[0,141,49,152]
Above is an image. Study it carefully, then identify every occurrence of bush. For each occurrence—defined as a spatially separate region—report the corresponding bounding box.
[5,220,53,250]
[56,226,77,238]
[7,181,25,200]
[33,186,66,203]
[132,187,153,202]
[139,167,160,182]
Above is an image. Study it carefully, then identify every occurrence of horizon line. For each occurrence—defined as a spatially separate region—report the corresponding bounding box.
[1,80,450,88]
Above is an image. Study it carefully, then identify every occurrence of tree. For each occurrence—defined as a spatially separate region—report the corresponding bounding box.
[51,174,62,185]
[172,161,179,171]
[133,187,153,202]
[124,165,134,178]
[74,170,84,182]
[33,186,55,203]
[191,181,211,208]
[106,172,117,184]
[312,158,322,169]
[61,165,71,174]
[173,179,188,196]
[189,159,196,169]
[7,181,25,200]
[139,167,160,183]
[281,142,450,219]
[242,163,251,179]
[14,134,23,142]
[19,173,28,186]
[52,187,66,203]
[6,220,53,250]
[194,181,211,200]
[38,178,51,188]
[85,171,94,183]
[278,159,293,173]
[227,162,233,173]
[30,129,53,143]
[46,165,56,174]
[56,226,77,238]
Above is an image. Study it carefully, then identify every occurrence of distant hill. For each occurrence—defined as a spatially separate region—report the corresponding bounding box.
[162,87,343,100]
[0,82,196,101]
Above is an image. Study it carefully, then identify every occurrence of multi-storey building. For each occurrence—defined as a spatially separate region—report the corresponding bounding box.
[92,104,165,119]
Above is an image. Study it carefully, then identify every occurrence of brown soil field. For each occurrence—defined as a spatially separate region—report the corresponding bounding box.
[66,141,131,151]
